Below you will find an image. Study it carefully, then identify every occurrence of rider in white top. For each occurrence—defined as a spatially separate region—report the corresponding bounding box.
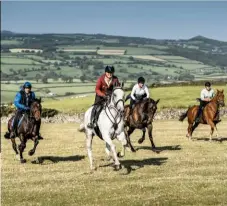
[127,77,150,114]
[200,87,214,101]
[195,81,215,123]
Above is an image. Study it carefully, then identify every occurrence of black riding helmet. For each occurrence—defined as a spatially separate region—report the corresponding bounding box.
[138,77,145,84]
[105,65,115,73]
[205,81,211,87]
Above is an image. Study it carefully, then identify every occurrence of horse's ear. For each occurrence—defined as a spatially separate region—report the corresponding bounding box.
[39,97,42,103]
[156,99,160,104]
[217,89,220,93]
[221,89,224,93]
[121,82,124,88]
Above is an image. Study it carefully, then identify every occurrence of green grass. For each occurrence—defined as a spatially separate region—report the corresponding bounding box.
[1,120,227,205]
[1,39,23,45]
[1,57,41,65]
[41,85,227,113]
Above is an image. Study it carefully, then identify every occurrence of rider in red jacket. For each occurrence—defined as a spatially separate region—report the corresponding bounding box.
[87,65,120,129]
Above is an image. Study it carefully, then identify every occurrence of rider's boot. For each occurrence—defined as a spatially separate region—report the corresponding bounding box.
[87,106,96,129]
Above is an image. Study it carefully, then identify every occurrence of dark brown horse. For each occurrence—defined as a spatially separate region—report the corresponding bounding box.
[4,98,42,163]
[179,89,225,141]
[124,98,160,152]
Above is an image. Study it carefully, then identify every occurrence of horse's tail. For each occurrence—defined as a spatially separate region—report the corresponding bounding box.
[179,109,189,122]
[77,123,85,133]
[4,132,11,139]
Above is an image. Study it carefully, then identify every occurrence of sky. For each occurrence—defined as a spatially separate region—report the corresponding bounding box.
[1,1,227,41]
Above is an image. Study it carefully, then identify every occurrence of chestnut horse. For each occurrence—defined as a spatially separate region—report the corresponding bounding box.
[179,89,225,141]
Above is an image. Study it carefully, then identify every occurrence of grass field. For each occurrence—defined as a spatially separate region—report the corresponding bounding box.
[2,85,226,111]
[1,120,227,205]
[41,85,227,113]
[1,40,23,45]
[1,57,41,65]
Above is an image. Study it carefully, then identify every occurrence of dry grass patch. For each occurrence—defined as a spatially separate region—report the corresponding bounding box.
[1,120,227,205]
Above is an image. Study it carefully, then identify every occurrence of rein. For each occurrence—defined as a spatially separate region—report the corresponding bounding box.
[104,87,124,131]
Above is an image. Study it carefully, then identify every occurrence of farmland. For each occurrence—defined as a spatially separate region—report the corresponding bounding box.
[1,33,227,104]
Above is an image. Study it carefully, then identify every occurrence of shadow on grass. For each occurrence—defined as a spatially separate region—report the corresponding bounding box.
[100,157,168,175]
[136,145,181,152]
[31,155,85,164]
[195,137,227,143]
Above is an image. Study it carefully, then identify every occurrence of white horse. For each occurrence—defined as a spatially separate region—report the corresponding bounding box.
[78,83,128,171]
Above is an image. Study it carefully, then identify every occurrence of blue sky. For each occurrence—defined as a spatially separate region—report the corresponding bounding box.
[2,1,227,41]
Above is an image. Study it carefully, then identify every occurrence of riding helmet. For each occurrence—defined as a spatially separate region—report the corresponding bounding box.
[105,65,115,73]
[205,81,211,87]
[138,77,145,84]
[23,81,32,88]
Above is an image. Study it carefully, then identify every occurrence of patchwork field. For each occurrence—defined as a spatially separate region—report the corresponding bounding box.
[1,120,227,205]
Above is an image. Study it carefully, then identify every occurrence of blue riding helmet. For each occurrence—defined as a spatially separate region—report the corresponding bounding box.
[23,81,32,88]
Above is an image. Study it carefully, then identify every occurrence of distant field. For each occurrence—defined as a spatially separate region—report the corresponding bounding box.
[127,55,166,62]
[1,57,41,65]
[59,49,97,53]
[1,40,23,45]
[97,50,125,55]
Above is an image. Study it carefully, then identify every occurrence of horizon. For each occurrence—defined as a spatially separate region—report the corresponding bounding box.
[2,1,227,41]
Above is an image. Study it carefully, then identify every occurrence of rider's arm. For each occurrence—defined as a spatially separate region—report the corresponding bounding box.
[32,92,36,99]
[144,86,150,98]
[116,78,121,87]
[130,85,137,100]
[14,92,27,110]
[95,77,105,97]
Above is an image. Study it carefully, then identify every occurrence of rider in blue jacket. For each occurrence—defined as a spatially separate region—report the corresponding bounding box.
[11,82,43,139]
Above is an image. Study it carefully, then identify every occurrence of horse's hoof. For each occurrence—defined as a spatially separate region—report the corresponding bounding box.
[114,164,122,171]
[152,148,160,154]
[117,152,124,158]
[15,154,20,161]
[28,150,35,156]
[20,159,26,163]
[131,148,136,153]
[138,139,144,144]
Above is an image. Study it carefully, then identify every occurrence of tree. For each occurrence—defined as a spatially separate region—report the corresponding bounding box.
[42,76,48,84]
[80,75,86,83]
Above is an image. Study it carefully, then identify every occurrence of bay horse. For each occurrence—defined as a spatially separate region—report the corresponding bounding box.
[4,98,42,163]
[179,89,225,141]
[78,83,129,171]
[124,98,160,152]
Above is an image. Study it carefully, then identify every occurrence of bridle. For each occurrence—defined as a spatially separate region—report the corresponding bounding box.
[104,87,125,131]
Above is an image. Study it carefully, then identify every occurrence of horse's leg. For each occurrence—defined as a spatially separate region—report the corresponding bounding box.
[116,131,128,158]
[186,123,193,140]
[105,142,113,161]
[28,135,39,156]
[207,120,215,142]
[104,135,121,171]
[11,138,20,160]
[18,134,27,163]
[86,132,95,170]
[147,124,156,150]
[214,123,220,140]
[126,127,136,152]
[138,128,146,144]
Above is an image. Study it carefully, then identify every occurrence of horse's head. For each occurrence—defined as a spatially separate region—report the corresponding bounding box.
[110,82,125,112]
[147,98,160,118]
[30,97,42,121]
[216,89,225,107]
